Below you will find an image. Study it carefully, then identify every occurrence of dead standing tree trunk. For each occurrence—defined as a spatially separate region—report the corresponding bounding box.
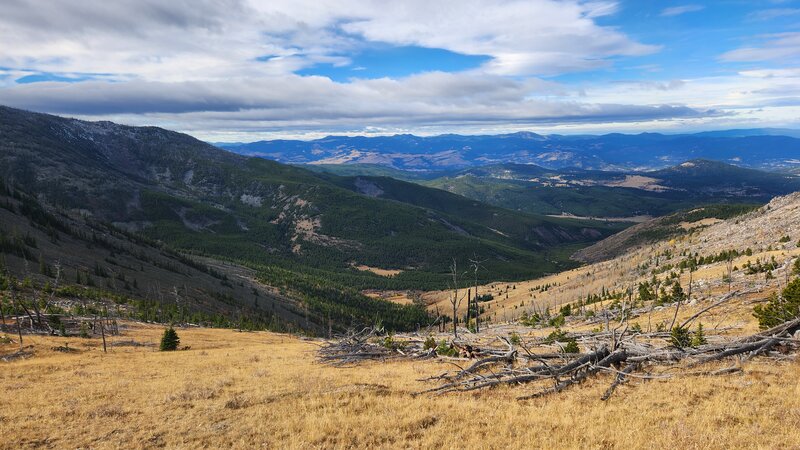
[11,287,23,350]
[670,267,692,331]
[448,259,466,340]
[469,256,486,333]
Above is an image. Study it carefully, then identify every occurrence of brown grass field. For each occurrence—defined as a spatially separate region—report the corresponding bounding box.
[3,322,800,449]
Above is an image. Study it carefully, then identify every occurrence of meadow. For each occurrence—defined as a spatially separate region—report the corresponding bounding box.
[3,322,800,449]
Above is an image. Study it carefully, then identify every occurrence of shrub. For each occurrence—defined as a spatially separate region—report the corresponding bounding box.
[547,314,565,328]
[544,328,569,344]
[544,328,578,353]
[562,340,579,354]
[753,278,800,329]
[159,327,180,351]
[509,332,521,345]
[630,322,642,333]
[381,334,404,351]
[475,293,494,302]
[423,335,436,350]
[669,326,691,348]
[520,311,541,327]
[435,340,458,357]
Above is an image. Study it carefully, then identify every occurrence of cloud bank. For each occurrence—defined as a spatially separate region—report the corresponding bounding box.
[0,0,798,139]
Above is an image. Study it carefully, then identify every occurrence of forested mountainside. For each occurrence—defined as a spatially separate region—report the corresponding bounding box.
[0,106,624,331]
[420,160,799,217]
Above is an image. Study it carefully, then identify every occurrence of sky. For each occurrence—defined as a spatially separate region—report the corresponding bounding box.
[1,0,800,141]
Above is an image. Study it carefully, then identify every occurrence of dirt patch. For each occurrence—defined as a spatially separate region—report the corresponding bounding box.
[679,217,723,230]
[604,175,672,192]
[353,264,403,277]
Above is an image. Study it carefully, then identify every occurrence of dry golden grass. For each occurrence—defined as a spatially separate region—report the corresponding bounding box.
[3,322,800,449]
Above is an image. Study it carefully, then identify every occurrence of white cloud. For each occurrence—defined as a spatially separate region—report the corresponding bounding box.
[0,0,798,139]
[748,8,800,21]
[0,72,705,132]
[660,4,705,17]
[0,0,655,80]
[720,32,800,62]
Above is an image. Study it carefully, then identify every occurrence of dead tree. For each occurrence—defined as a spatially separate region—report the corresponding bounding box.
[469,256,487,333]
[448,259,466,339]
[11,285,23,350]
[669,267,692,331]
[414,316,800,399]
[727,254,733,292]
[172,285,183,326]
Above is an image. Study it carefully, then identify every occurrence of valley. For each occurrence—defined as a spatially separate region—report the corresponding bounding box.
[4,192,800,448]
[3,107,800,449]
[6,3,800,448]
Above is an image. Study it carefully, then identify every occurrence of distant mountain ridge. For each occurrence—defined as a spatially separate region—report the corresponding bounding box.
[218,130,800,171]
[311,159,800,219]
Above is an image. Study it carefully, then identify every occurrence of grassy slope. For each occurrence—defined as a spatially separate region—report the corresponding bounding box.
[1,322,798,449]
[572,203,761,263]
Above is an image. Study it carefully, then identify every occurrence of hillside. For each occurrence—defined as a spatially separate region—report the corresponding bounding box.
[219,131,800,171]
[424,191,800,329]
[572,204,761,263]
[0,106,623,287]
[423,160,798,218]
[0,181,313,332]
[0,106,634,330]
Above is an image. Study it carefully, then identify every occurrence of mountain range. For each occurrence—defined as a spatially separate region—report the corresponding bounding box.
[219,131,800,171]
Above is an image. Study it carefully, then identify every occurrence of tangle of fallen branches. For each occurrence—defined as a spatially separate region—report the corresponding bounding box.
[318,317,800,400]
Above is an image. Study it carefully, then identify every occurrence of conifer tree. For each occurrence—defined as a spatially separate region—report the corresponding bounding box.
[159,327,180,351]
[691,322,707,347]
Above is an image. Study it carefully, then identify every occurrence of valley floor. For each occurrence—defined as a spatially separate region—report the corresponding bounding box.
[2,322,800,449]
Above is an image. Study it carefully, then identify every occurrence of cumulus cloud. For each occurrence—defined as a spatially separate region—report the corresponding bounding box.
[0,0,657,79]
[0,0,795,138]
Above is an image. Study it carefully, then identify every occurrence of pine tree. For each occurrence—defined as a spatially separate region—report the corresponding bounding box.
[669,326,691,348]
[691,322,707,347]
[159,327,180,351]
[753,278,800,328]
[79,322,90,338]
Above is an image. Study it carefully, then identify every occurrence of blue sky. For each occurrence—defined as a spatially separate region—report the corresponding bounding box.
[296,45,492,82]
[1,0,799,140]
